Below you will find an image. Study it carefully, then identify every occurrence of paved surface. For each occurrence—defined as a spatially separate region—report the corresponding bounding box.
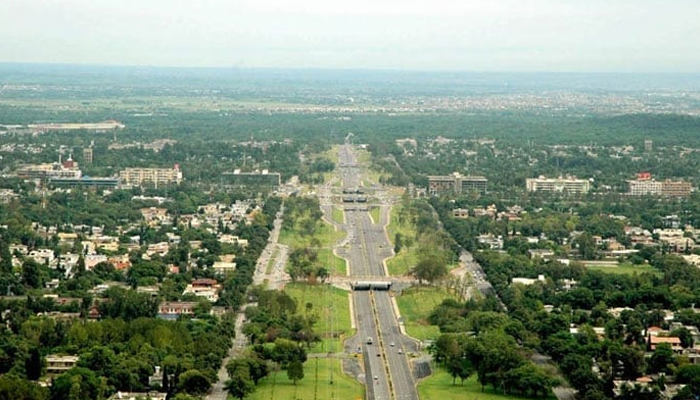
[206,209,288,400]
[338,144,420,400]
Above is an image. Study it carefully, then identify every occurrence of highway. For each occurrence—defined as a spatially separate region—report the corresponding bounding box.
[338,144,420,400]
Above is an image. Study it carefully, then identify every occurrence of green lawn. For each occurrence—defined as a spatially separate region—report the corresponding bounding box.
[419,369,556,400]
[386,249,418,276]
[283,283,353,343]
[586,263,662,276]
[395,286,455,341]
[332,206,345,224]
[279,220,345,249]
[249,357,364,400]
[385,204,419,276]
[318,248,347,276]
[369,206,381,224]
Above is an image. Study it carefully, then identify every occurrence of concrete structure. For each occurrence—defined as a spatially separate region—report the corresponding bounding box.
[158,301,197,320]
[222,169,281,188]
[661,180,692,198]
[49,176,119,189]
[28,120,125,133]
[526,176,590,194]
[119,165,182,187]
[17,162,81,180]
[83,146,93,164]
[628,173,692,197]
[46,354,79,375]
[428,172,487,196]
[628,178,662,196]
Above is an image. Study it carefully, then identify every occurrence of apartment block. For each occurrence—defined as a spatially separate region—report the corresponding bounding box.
[119,165,183,187]
[525,176,590,194]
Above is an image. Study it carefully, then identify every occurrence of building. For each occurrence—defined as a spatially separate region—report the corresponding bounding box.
[427,172,488,196]
[83,146,93,164]
[46,355,79,375]
[49,176,119,189]
[157,301,197,320]
[628,174,692,197]
[661,180,692,198]
[628,179,662,196]
[644,139,653,152]
[17,162,82,180]
[221,169,281,188]
[119,165,183,187]
[525,176,590,194]
[108,392,166,400]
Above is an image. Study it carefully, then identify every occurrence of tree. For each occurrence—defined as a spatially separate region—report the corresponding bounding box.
[22,259,46,289]
[25,347,45,381]
[649,343,675,374]
[0,374,48,400]
[177,369,211,395]
[225,365,255,400]
[574,232,597,260]
[411,256,447,285]
[50,367,101,400]
[671,327,694,349]
[287,360,304,385]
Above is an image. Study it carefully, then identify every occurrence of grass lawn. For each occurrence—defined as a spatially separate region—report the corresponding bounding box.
[249,357,364,400]
[586,263,662,276]
[332,206,345,224]
[279,220,345,249]
[385,204,419,276]
[279,222,347,276]
[419,369,556,400]
[369,206,381,224]
[395,286,456,341]
[283,283,353,342]
[386,249,418,276]
[318,248,347,276]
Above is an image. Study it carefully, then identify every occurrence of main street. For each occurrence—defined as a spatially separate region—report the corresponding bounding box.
[336,144,420,400]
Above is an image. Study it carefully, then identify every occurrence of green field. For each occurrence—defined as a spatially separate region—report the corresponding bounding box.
[332,206,345,224]
[586,263,662,276]
[279,220,347,275]
[395,286,455,341]
[249,357,364,400]
[419,370,555,400]
[385,204,419,276]
[283,283,353,348]
[369,206,381,224]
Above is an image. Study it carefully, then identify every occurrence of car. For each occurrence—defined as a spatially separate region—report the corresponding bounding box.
[398,349,403,354]
[374,375,378,380]
[390,341,395,347]
[376,353,381,357]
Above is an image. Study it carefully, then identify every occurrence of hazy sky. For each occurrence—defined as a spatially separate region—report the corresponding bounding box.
[1,0,698,72]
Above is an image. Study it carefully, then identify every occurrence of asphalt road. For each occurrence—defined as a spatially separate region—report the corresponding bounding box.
[339,144,420,400]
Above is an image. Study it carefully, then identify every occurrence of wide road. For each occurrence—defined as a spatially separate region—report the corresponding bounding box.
[338,144,419,400]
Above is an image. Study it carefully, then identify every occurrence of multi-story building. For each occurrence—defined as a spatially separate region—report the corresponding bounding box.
[525,176,590,194]
[628,179,662,196]
[221,169,281,188]
[17,162,82,180]
[119,165,183,187]
[83,146,93,164]
[661,180,692,198]
[428,172,488,196]
[627,173,692,197]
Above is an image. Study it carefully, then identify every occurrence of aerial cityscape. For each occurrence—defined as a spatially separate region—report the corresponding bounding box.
[1,1,700,400]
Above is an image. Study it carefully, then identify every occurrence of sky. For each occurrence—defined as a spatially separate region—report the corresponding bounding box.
[0,0,699,72]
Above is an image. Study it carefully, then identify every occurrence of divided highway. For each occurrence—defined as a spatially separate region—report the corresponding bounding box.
[338,144,420,400]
